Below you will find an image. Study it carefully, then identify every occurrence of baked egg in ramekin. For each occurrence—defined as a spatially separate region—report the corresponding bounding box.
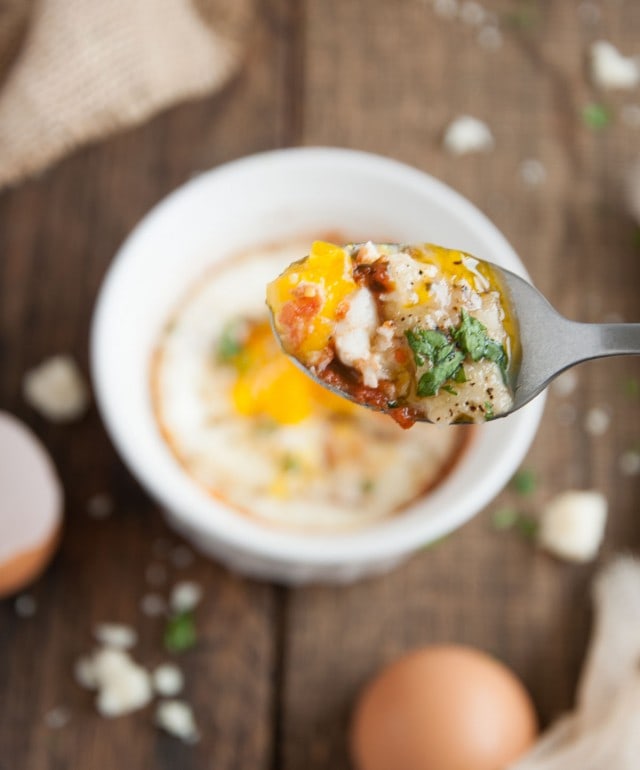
[91,148,545,584]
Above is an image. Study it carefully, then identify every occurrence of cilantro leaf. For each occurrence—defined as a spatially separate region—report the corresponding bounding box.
[417,348,465,396]
[582,103,611,131]
[452,310,488,361]
[511,468,537,495]
[453,310,508,382]
[164,611,197,653]
[405,329,450,366]
[491,507,519,531]
[216,320,245,363]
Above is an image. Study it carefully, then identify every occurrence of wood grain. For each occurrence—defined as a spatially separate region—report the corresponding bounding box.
[281,1,640,768]
[0,1,639,769]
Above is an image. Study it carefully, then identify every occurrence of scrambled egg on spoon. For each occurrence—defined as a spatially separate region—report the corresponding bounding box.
[267,242,517,427]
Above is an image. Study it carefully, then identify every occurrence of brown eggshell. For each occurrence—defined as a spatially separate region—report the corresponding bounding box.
[351,644,538,770]
[0,411,63,598]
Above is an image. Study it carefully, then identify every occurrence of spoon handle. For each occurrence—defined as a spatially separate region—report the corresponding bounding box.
[595,323,640,356]
[553,321,640,368]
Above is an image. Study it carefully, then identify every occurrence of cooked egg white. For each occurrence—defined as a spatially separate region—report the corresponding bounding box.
[152,241,469,531]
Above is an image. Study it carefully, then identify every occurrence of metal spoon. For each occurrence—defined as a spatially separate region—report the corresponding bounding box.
[483,265,639,414]
[269,247,640,421]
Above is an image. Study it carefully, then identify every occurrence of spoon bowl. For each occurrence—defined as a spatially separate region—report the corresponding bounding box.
[268,242,640,423]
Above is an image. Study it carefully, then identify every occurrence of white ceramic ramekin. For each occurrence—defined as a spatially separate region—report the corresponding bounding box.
[91,147,545,584]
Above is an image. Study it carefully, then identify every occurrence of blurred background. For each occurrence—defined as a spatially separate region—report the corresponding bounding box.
[0,1,639,768]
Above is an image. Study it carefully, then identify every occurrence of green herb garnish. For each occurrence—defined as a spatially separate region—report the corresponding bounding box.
[484,401,494,419]
[281,454,301,473]
[164,611,197,653]
[511,468,537,495]
[216,320,245,363]
[515,514,539,541]
[361,478,375,494]
[452,310,508,381]
[406,329,450,366]
[582,103,611,131]
[442,385,458,396]
[451,310,488,361]
[491,507,520,531]
[417,348,465,396]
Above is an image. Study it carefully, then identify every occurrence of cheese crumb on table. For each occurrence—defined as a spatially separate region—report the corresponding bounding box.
[433,0,458,20]
[538,490,608,563]
[153,664,184,696]
[140,593,167,617]
[14,594,37,618]
[170,581,203,613]
[155,700,200,743]
[44,706,71,730]
[459,0,485,26]
[22,355,90,422]
[76,647,153,718]
[86,493,113,519]
[619,451,640,477]
[519,159,547,187]
[93,623,138,650]
[443,116,494,155]
[552,370,578,397]
[590,40,640,90]
[584,407,611,437]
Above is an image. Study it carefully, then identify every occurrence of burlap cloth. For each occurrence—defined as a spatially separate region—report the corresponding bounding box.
[0,0,253,189]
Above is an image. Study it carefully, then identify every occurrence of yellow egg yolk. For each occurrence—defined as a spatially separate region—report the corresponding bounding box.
[229,320,354,424]
[266,241,358,357]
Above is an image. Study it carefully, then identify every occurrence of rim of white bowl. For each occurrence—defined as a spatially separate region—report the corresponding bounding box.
[91,147,546,567]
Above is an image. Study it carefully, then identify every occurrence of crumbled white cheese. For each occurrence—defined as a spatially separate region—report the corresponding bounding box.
[155,700,200,744]
[86,493,113,520]
[334,288,380,387]
[477,25,502,51]
[76,647,153,718]
[170,581,203,613]
[14,594,37,618]
[94,651,153,718]
[433,0,458,20]
[590,40,640,90]
[460,1,485,26]
[443,116,494,155]
[519,159,547,187]
[170,545,194,569]
[22,355,90,422]
[538,490,608,563]
[153,664,184,696]
[619,451,640,477]
[140,593,167,617]
[74,656,99,689]
[552,370,578,398]
[44,706,71,730]
[93,623,138,650]
[584,407,611,437]
[578,1,601,26]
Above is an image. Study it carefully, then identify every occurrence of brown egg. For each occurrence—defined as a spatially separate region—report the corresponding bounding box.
[351,644,538,770]
[0,411,63,598]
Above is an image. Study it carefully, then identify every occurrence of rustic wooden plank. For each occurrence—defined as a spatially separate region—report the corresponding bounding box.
[0,3,295,768]
[281,1,640,767]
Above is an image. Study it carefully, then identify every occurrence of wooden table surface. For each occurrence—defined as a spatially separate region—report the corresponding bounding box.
[1,2,639,768]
